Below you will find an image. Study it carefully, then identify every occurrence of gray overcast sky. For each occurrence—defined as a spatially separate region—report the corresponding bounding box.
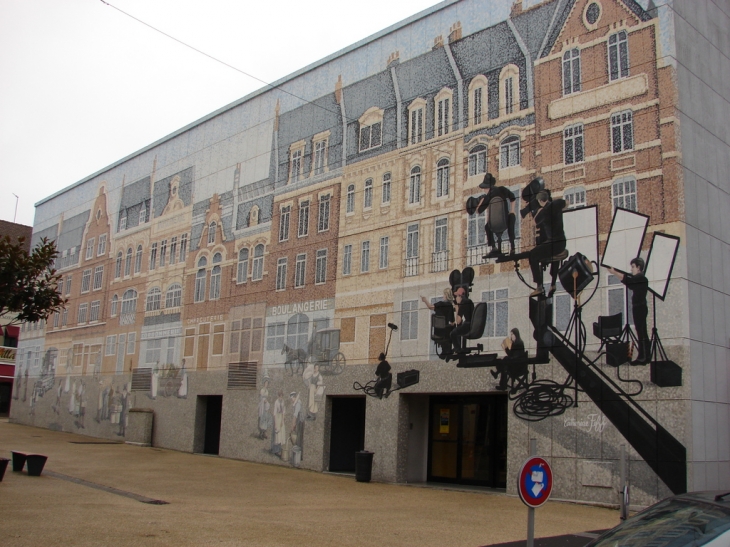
[0,0,444,227]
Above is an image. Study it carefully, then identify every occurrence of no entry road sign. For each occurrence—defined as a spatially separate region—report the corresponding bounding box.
[517,456,553,508]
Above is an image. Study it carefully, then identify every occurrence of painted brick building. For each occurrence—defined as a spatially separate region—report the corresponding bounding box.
[11,0,730,507]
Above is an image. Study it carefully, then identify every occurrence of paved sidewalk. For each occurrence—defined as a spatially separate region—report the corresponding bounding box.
[0,420,619,547]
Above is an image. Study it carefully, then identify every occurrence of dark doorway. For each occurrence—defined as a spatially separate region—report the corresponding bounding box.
[0,383,11,416]
[329,397,366,472]
[202,395,223,455]
[428,394,507,488]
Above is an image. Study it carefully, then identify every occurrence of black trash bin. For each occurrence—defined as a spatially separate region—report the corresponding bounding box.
[11,451,26,472]
[355,450,374,482]
[0,458,8,481]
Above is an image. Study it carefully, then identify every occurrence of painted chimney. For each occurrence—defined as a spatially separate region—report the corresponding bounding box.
[334,75,343,104]
[511,0,523,17]
[387,50,400,68]
[448,22,462,43]
[433,35,444,50]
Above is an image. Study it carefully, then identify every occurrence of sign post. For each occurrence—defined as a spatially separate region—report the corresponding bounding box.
[518,439,553,547]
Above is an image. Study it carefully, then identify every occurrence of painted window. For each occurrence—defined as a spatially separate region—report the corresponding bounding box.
[468,145,487,177]
[266,322,285,351]
[124,247,132,277]
[361,241,370,273]
[78,303,88,324]
[207,222,216,245]
[611,110,633,153]
[105,335,116,356]
[400,300,419,340]
[436,159,450,197]
[482,289,509,338]
[360,121,382,151]
[608,30,629,81]
[298,200,309,237]
[564,186,587,209]
[342,244,352,275]
[121,289,138,315]
[437,95,451,136]
[287,313,309,351]
[612,177,637,212]
[139,207,146,225]
[149,243,158,271]
[81,269,91,293]
[90,300,100,322]
[179,234,188,262]
[237,248,249,283]
[135,244,143,273]
[110,295,118,317]
[409,166,421,204]
[279,205,291,242]
[276,257,287,291]
[169,237,177,265]
[563,48,581,95]
[65,274,72,295]
[382,173,391,204]
[194,257,207,302]
[318,195,330,232]
[500,64,519,116]
[313,138,327,175]
[146,288,161,312]
[85,238,95,260]
[295,254,306,288]
[160,240,167,267]
[166,284,182,308]
[564,124,584,164]
[434,217,448,254]
[407,224,419,259]
[252,244,264,281]
[290,148,302,183]
[364,178,373,209]
[209,253,222,300]
[504,77,514,115]
[500,136,520,168]
[379,236,389,269]
[315,249,327,284]
[410,105,424,145]
[346,185,355,214]
[97,234,106,256]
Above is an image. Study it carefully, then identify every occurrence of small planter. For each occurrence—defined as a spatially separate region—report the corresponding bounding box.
[11,451,27,472]
[26,454,48,477]
[0,458,9,481]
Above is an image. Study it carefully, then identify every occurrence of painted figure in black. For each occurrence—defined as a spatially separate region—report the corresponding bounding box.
[492,328,526,390]
[374,353,392,399]
[528,191,567,297]
[608,258,650,364]
[475,173,517,258]
[449,287,474,353]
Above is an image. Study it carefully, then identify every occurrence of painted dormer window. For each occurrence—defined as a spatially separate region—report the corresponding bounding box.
[408,98,426,145]
[435,88,453,136]
[500,64,519,117]
[312,130,330,176]
[359,107,383,152]
[289,141,305,184]
[469,76,488,126]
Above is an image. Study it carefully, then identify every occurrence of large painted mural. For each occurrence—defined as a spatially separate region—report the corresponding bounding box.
[12,0,723,506]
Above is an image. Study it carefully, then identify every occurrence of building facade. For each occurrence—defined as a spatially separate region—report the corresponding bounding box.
[11,0,730,507]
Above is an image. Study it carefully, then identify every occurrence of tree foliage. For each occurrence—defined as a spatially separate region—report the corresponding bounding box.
[0,235,66,324]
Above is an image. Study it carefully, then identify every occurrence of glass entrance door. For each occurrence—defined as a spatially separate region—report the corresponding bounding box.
[428,395,507,488]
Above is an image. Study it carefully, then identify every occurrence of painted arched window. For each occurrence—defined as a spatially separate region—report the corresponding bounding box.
[252,244,264,281]
[110,294,119,316]
[115,252,122,279]
[237,248,249,284]
[121,289,138,315]
[346,184,355,213]
[134,245,143,274]
[409,166,421,204]
[194,256,207,302]
[165,283,182,308]
[436,159,450,198]
[364,179,373,209]
[146,287,161,312]
[209,253,222,300]
[124,247,132,277]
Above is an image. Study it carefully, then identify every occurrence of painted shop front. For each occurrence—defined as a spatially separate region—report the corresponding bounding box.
[11,0,730,509]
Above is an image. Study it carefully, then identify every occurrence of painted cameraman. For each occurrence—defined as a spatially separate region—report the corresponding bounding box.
[528,191,567,297]
[607,258,650,364]
[473,173,517,258]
